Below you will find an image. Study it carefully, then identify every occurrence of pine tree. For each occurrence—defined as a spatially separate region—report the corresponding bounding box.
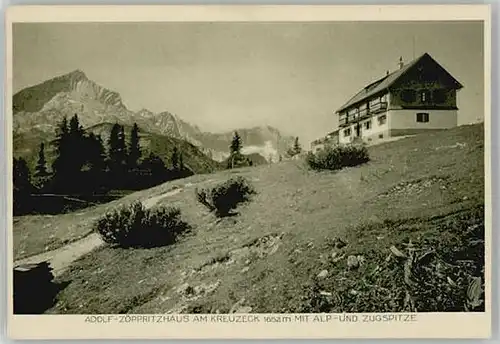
[94,134,107,172]
[108,123,127,173]
[142,152,166,171]
[179,151,184,171]
[85,133,106,172]
[293,137,302,155]
[228,131,245,169]
[108,123,120,164]
[141,152,167,185]
[69,114,84,138]
[118,125,127,165]
[35,142,48,177]
[52,116,69,176]
[230,131,242,155]
[171,146,180,171]
[57,116,69,137]
[65,114,86,173]
[13,157,32,193]
[13,157,33,214]
[287,137,302,158]
[128,123,141,170]
[52,115,86,192]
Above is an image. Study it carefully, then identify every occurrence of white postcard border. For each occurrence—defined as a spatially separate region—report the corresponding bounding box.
[4,4,492,340]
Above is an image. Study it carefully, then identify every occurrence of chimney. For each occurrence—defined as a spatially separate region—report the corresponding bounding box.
[386,70,389,76]
[398,56,404,70]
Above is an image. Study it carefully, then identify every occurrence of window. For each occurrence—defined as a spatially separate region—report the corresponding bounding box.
[364,120,372,130]
[416,113,429,123]
[420,90,431,103]
[378,115,387,125]
[344,128,351,137]
[379,134,384,139]
[401,89,416,102]
[432,89,446,103]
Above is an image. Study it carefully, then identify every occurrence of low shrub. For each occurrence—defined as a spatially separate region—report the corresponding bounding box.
[94,201,190,248]
[306,143,369,171]
[195,176,256,217]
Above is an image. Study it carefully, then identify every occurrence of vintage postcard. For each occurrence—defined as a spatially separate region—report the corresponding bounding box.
[6,4,491,339]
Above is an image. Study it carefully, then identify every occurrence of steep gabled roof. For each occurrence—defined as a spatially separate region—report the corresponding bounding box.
[336,53,463,113]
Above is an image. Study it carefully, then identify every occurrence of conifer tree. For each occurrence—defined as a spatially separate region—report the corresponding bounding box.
[69,114,84,138]
[287,137,302,158]
[179,151,184,171]
[108,123,120,165]
[13,157,32,193]
[118,125,127,164]
[108,123,127,173]
[52,115,86,192]
[227,131,244,169]
[230,131,242,155]
[52,116,69,176]
[293,137,302,155]
[142,152,167,185]
[171,146,180,171]
[85,133,106,172]
[13,157,33,214]
[34,142,48,177]
[128,123,141,170]
[66,114,86,174]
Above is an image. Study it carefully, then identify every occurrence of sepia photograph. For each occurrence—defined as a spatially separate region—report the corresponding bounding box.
[6,4,491,339]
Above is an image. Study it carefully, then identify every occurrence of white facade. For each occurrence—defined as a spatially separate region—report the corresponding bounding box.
[389,109,458,131]
[339,112,389,144]
[338,109,457,145]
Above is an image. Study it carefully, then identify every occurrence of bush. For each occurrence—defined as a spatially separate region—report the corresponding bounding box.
[226,153,253,169]
[305,143,369,171]
[94,201,190,248]
[195,176,256,217]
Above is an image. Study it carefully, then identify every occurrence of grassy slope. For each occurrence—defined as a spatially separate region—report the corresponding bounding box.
[22,123,484,313]
[12,123,221,260]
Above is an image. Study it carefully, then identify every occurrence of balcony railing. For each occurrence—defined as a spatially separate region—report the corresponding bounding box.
[359,108,369,118]
[339,101,388,126]
[369,101,387,113]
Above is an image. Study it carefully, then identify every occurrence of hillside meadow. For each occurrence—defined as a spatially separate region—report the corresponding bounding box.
[13,124,485,313]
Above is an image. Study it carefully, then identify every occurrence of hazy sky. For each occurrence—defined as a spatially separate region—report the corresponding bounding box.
[13,21,484,144]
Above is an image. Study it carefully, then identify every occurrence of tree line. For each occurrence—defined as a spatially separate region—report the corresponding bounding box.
[13,114,192,215]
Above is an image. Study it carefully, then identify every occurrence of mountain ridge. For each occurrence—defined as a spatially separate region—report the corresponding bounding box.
[13,70,296,162]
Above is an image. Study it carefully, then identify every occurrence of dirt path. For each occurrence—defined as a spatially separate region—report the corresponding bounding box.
[13,187,186,277]
[142,188,182,209]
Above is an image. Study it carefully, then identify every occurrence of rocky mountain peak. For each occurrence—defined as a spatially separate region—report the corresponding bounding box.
[13,71,295,163]
[13,69,124,113]
[65,69,88,82]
